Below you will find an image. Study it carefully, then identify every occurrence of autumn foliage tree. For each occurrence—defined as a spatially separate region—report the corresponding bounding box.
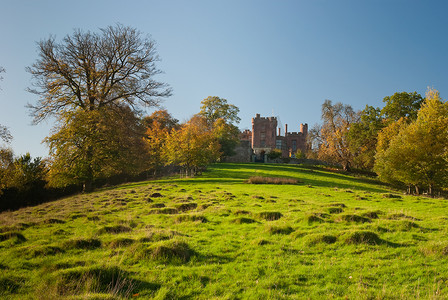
[315,100,358,171]
[143,110,179,176]
[164,116,220,177]
[45,106,147,188]
[26,24,171,191]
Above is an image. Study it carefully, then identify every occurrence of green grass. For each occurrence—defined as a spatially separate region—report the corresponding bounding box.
[1,162,448,299]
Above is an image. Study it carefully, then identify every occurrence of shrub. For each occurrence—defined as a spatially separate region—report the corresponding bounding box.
[267,149,282,160]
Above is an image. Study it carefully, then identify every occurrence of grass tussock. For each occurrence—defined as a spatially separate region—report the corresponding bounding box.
[419,241,448,257]
[361,211,382,219]
[175,214,207,223]
[0,276,24,294]
[108,238,135,249]
[386,213,420,221]
[232,217,257,224]
[381,193,402,199]
[176,203,198,212]
[0,231,26,243]
[304,213,327,224]
[267,225,294,235]
[63,238,102,250]
[140,229,181,243]
[51,266,142,298]
[344,231,381,245]
[44,218,66,224]
[327,207,343,214]
[257,211,283,221]
[247,176,300,185]
[141,240,196,264]
[98,225,132,235]
[339,214,371,223]
[149,208,178,214]
[27,245,64,257]
[306,234,337,245]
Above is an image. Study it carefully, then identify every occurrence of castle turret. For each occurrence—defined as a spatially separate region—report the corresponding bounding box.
[300,123,308,135]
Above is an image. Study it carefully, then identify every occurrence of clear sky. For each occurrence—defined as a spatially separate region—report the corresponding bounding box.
[1,0,447,158]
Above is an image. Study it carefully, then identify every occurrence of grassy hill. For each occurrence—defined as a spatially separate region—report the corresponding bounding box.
[1,163,448,299]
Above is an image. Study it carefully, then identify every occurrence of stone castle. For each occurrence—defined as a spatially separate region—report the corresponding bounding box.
[228,114,308,162]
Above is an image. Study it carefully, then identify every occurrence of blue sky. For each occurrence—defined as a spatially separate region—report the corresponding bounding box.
[1,0,447,158]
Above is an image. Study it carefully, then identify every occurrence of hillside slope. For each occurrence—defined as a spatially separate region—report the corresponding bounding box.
[1,163,448,299]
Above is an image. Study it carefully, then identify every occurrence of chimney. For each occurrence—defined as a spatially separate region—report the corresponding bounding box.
[278,127,281,136]
[285,124,288,136]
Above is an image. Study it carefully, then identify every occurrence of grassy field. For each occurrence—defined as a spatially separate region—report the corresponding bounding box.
[1,163,448,299]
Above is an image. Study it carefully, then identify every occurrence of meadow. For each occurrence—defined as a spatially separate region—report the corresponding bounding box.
[1,163,448,299]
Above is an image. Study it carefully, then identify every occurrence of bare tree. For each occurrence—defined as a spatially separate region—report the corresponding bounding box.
[27,24,172,123]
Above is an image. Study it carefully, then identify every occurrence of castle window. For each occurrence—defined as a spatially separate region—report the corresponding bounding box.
[292,140,297,151]
[276,140,282,149]
[260,132,266,140]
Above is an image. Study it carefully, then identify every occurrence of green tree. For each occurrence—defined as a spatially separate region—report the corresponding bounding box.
[197,96,241,158]
[381,91,424,122]
[347,105,384,170]
[8,153,47,191]
[198,96,240,126]
[27,24,171,191]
